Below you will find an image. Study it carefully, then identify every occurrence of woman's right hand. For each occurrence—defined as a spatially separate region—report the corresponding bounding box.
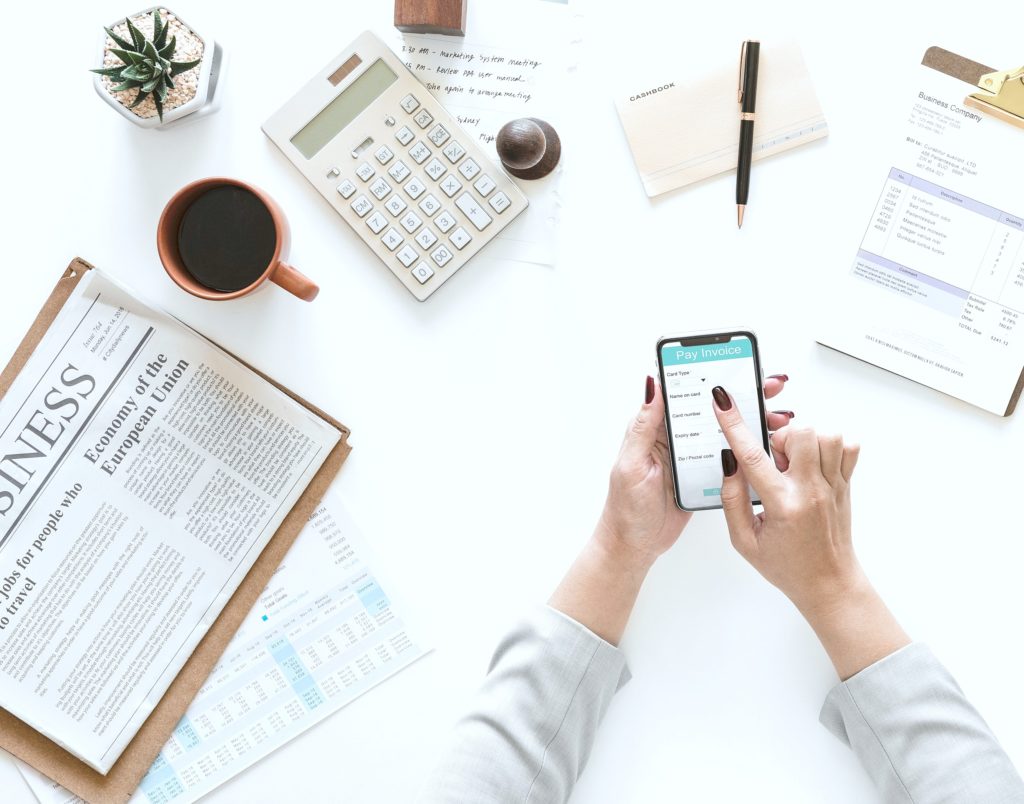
[711,385,910,679]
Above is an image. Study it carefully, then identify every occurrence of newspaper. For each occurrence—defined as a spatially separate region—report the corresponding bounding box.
[0,270,339,773]
[15,488,429,804]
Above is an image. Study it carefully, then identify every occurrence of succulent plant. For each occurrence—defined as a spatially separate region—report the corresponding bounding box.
[91,10,200,120]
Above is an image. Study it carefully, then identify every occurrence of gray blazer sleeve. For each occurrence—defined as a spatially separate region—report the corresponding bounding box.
[418,606,630,803]
[820,643,1024,803]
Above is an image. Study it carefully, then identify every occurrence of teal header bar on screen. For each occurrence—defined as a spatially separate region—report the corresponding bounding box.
[661,338,752,366]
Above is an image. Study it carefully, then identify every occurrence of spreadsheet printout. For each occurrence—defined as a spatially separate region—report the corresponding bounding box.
[15,490,429,804]
[819,62,1024,414]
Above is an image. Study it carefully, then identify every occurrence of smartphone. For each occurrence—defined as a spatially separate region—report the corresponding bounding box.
[656,330,771,511]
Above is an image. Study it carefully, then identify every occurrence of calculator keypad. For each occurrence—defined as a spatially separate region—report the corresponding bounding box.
[413,109,434,128]
[409,142,431,164]
[388,161,411,183]
[443,141,466,163]
[385,195,408,216]
[404,177,427,200]
[323,87,526,299]
[427,124,450,147]
[369,177,391,200]
[351,195,372,217]
[415,228,438,249]
[424,158,447,181]
[419,194,441,216]
[382,228,404,251]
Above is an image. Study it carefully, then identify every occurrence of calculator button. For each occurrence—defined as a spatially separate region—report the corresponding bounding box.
[430,245,454,267]
[381,228,404,251]
[419,194,441,216]
[395,125,415,146]
[409,141,432,165]
[455,192,493,230]
[400,94,420,113]
[355,162,375,182]
[384,115,396,127]
[458,159,481,180]
[404,177,427,200]
[473,174,496,197]
[412,262,435,284]
[415,228,438,249]
[439,176,462,198]
[365,211,388,234]
[327,167,341,178]
[488,192,512,214]
[400,211,423,233]
[414,109,434,129]
[449,227,472,250]
[385,195,408,217]
[443,141,466,163]
[336,179,356,199]
[434,210,457,233]
[427,124,450,146]
[388,160,411,183]
[350,195,373,217]
[424,158,447,181]
[396,244,418,268]
[369,177,391,201]
[374,145,394,165]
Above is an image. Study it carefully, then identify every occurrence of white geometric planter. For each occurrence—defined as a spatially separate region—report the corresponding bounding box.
[92,6,223,129]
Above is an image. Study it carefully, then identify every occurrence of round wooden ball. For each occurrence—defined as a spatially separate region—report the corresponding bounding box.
[496,118,561,180]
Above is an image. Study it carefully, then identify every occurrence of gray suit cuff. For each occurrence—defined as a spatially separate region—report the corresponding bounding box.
[820,642,1024,803]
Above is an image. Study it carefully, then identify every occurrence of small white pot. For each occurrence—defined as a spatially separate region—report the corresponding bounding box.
[93,7,223,129]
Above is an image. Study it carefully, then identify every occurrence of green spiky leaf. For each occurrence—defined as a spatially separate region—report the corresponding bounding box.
[110,80,142,92]
[104,26,134,51]
[120,64,151,81]
[90,65,125,77]
[158,34,176,59]
[152,10,166,48]
[143,39,159,62]
[109,47,143,66]
[142,75,163,92]
[163,72,174,88]
[154,94,164,121]
[155,80,169,102]
[125,17,145,51]
[131,88,151,107]
[170,59,201,76]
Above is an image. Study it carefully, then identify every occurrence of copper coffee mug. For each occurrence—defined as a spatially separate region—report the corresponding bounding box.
[157,177,318,302]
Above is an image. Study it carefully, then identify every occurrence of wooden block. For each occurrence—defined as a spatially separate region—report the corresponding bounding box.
[394,0,467,36]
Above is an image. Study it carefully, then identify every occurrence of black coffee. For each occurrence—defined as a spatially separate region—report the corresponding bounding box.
[177,185,277,293]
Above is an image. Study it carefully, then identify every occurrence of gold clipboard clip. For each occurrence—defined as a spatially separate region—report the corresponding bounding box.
[964,65,1024,129]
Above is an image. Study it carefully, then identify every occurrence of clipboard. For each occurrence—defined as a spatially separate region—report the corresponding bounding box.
[922,47,1024,415]
[0,258,352,803]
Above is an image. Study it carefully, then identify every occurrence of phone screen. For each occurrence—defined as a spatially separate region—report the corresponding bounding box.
[659,333,768,510]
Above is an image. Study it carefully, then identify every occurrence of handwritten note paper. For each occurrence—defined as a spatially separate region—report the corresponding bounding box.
[394,0,574,266]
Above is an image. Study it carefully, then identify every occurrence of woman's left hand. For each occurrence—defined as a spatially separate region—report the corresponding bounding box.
[595,374,792,569]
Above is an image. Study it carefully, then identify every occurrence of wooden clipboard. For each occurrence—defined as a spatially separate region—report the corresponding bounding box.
[0,258,352,803]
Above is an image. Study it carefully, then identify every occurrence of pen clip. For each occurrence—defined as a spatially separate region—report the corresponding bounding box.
[738,40,748,104]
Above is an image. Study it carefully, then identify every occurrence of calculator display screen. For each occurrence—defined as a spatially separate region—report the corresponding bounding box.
[291,59,398,159]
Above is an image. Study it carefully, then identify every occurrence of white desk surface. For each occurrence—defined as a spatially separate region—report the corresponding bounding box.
[2,0,1022,801]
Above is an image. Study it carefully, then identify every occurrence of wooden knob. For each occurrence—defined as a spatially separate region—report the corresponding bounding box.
[496,118,561,180]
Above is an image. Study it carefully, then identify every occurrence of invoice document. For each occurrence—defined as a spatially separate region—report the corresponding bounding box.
[15,487,429,804]
[819,58,1024,415]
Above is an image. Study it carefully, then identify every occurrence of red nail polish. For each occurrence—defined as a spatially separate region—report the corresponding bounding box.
[772,410,796,418]
[645,375,655,404]
[768,374,789,382]
[721,449,737,477]
[712,386,732,410]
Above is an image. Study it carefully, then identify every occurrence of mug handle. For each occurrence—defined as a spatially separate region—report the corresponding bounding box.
[271,261,319,302]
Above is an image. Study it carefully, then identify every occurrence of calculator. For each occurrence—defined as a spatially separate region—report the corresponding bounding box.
[262,31,529,301]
